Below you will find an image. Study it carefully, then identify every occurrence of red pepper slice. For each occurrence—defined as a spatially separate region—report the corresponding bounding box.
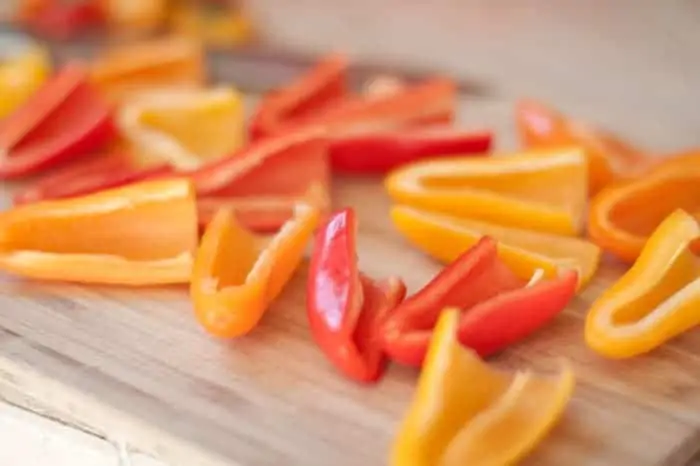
[249,54,349,140]
[329,127,492,173]
[0,63,114,179]
[13,152,172,204]
[307,208,406,383]
[382,237,578,367]
[21,1,104,40]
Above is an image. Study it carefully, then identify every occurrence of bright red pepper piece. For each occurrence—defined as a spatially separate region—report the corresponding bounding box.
[329,127,492,173]
[0,63,114,179]
[382,237,577,367]
[22,1,104,40]
[307,208,406,383]
[249,54,349,140]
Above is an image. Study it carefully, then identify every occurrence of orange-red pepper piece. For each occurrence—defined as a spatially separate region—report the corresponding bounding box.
[191,203,320,338]
[0,179,198,285]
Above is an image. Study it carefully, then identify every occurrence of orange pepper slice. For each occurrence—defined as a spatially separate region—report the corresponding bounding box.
[89,35,204,102]
[385,147,587,236]
[586,209,700,358]
[0,179,197,285]
[516,99,649,194]
[391,205,600,288]
[588,159,700,262]
[191,202,319,338]
[391,309,575,466]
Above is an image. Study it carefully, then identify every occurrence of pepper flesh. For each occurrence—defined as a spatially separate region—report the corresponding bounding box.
[390,205,601,288]
[589,160,700,262]
[516,99,649,194]
[307,208,406,382]
[0,42,50,118]
[191,203,319,338]
[329,128,492,173]
[391,309,575,466]
[586,209,700,358]
[0,179,198,285]
[0,63,114,179]
[89,36,205,102]
[382,237,577,366]
[385,147,587,236]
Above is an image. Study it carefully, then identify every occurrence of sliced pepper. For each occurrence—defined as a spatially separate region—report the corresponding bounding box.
[391,205,601,288]
[116,87,245,170]
[382,237,578,366]
[286,78,456,138]
[249,54,349,140]
[99,0,167,32]
[169,1,254,47]
[20,0,104,39]
[0,179,197,285]
[588,159,700,262]
[516,99,650,194]
[89,36,204,103]
[0,39,50,118]
[586,209,700,358]
[13,151,172,204]
[0,63,114,179]
[385,147,587,236]
[306,209,406,382]
[329,128,492,174]
[391,309,575,466]
[191,203,319,338]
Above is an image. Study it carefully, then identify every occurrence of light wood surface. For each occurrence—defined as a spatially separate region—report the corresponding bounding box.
[2,1,700,464]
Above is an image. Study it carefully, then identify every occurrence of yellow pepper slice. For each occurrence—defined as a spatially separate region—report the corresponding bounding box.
[585,209,700,358]
[385,148,587,236]
[391,205,601,287]
[0,41,50,118]
[391,309,575,466]
[117,87,245,170]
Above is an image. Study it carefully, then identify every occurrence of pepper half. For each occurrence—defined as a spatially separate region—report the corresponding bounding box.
[589,160,700,262]
[391,309,575,466]
[0,63,114,179]
[307,208,406,383]
[385,147,587,236]
[586,209,700,358]
[382,237,578,366]
[191,203,319,338]
[329,128,492,174]
[0,179,198,285]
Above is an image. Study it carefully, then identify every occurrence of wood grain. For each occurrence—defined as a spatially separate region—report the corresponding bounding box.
[2,2,700,464]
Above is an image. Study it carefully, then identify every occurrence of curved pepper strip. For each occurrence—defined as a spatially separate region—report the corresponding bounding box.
[390,205,601,288]
[0,38,50,118]
[516,99,650,194]
[13,151,172,205]
[329,128,492,174]
[586,209,700,358]
[191,203,319,338]
[0,63,114,179]
[391,309,575,466]
[169,1,254,47]
[385,147,587,236]
[588,160,700,262]
[89,36,204,102]
[382,237,578,366]
[307,209,407,383]
[0,179,198,285]
[249,54,348,140]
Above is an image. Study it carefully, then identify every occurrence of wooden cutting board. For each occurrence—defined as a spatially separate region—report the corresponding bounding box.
[0,96,699,466]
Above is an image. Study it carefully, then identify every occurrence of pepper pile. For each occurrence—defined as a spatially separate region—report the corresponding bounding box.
[1,39,699,464]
